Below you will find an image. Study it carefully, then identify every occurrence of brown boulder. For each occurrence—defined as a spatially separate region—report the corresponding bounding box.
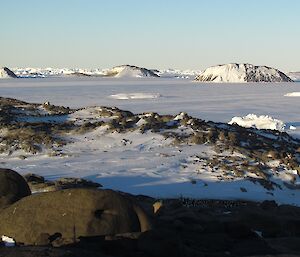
[0,168,31,209]
[0,188,151,246]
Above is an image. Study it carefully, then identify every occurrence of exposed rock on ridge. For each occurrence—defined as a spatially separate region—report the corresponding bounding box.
[0,67,17,78]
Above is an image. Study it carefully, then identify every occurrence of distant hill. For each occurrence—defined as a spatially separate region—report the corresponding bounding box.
[103,65,159,78]
[0,67,17,79]
[195,63,293,83]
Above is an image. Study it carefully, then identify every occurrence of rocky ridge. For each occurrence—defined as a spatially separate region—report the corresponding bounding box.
[0,96,300,196]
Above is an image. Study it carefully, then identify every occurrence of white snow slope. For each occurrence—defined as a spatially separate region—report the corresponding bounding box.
[195,63,293,83]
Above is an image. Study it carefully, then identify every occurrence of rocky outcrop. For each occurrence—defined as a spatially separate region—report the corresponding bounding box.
[23,173,102,192]
[0,168,31,209]
[0,188,151,246]
[0,67,17,78]
[195,63,293,82]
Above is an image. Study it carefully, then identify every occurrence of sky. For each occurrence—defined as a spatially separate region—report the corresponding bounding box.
[0,0,299,71]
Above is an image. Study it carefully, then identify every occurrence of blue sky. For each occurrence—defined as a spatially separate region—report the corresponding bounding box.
[1,0,299,71]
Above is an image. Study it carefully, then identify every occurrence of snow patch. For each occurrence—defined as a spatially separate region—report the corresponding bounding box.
[109,93,161,100]
[1,235,15,247]
[229,114,286,131]
[284,92,300,97]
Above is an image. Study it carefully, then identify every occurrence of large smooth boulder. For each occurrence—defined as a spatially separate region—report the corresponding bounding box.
[0,188,151,246]
[0,168,31,209]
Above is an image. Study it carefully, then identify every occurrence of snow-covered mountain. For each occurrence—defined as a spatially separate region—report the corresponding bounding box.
[103,65,159,78]
[12,66,202,79]
[157,68,202,79]
[12,67,105,78]
[12,66,159,78]
[0,67,17,79]
[195,63,293,83]
[288,72,300,81]
[11,64,296,81]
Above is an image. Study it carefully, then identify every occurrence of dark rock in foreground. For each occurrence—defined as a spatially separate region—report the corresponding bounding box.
[1,169,300,256]
[0,168,31,209]
[0,188,151,246]
[2,197,300,256]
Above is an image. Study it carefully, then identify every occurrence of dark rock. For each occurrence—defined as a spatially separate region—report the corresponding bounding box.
[231,238,277,256]
[266,237,300,254]
[0,188,151,246]
[138,229,183,257]
[0,168,31,209]
[0,246,109,257]
[260,200,278,210]
[224,221,257,239]
[23,173,45,184]
[23,175,102,193]
[54,177,102,190]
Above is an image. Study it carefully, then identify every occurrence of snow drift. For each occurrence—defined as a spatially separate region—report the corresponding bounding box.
[229,114,286,131]
[104,65,159,78]
[284,92,300,97]
[109,93,161,100]
[0,67,17,79]
[195,63,293,83]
